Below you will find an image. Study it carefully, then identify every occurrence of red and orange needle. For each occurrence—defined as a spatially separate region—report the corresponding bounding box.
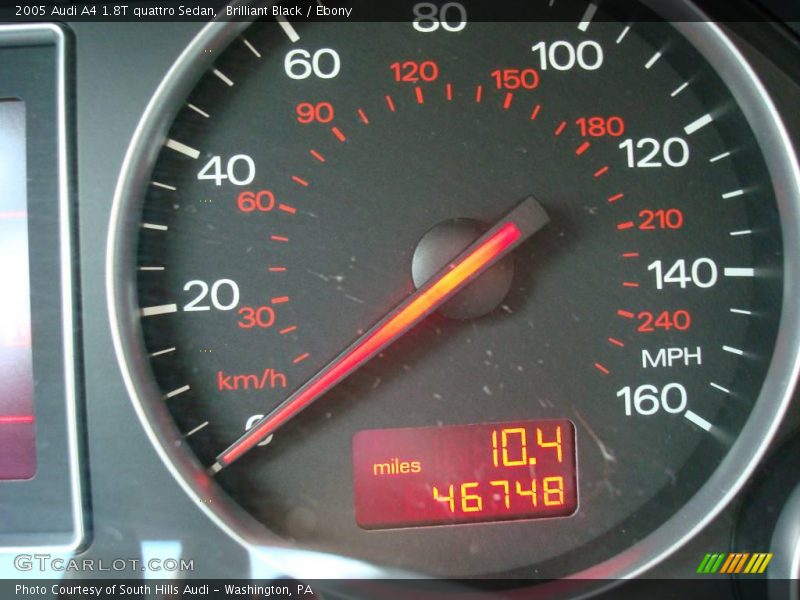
[210,196,549,473]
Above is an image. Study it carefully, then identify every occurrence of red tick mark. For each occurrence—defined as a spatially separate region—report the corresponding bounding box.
[331,126,346,142]
[293,352,310,364]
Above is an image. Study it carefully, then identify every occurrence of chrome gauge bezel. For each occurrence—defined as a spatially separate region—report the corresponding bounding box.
[107,6,800,581]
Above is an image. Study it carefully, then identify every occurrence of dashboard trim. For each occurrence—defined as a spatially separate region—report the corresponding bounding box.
[0,22,85,554]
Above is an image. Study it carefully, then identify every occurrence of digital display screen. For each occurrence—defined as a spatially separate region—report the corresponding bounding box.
[0,99,36,480]
[353,419,577,529]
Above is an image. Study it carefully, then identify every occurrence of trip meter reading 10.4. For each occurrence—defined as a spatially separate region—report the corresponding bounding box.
[110,0,800,579]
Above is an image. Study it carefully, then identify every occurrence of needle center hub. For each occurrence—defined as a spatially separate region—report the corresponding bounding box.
[411,218,515,320]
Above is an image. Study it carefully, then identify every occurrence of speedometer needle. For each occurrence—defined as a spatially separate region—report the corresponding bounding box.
[209,196,550,474]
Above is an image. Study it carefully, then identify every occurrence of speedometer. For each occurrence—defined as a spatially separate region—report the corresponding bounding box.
[108,0,800,579]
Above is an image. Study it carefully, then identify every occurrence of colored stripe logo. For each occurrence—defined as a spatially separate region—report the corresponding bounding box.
[697,553,773,574]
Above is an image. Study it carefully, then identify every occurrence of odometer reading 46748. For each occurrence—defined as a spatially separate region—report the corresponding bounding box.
[353,419,577,529]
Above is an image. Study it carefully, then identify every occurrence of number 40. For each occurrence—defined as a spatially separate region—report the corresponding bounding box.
[197,155,255,186]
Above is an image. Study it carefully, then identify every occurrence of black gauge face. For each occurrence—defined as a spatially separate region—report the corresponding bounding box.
[119,0,794,579]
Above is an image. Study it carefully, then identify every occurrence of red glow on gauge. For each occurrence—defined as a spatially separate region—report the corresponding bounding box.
[353,419,577,529]
[0,415,34,424]
[218,223,522,466]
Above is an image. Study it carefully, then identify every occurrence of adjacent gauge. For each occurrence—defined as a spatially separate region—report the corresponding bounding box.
[108,0,800,579]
